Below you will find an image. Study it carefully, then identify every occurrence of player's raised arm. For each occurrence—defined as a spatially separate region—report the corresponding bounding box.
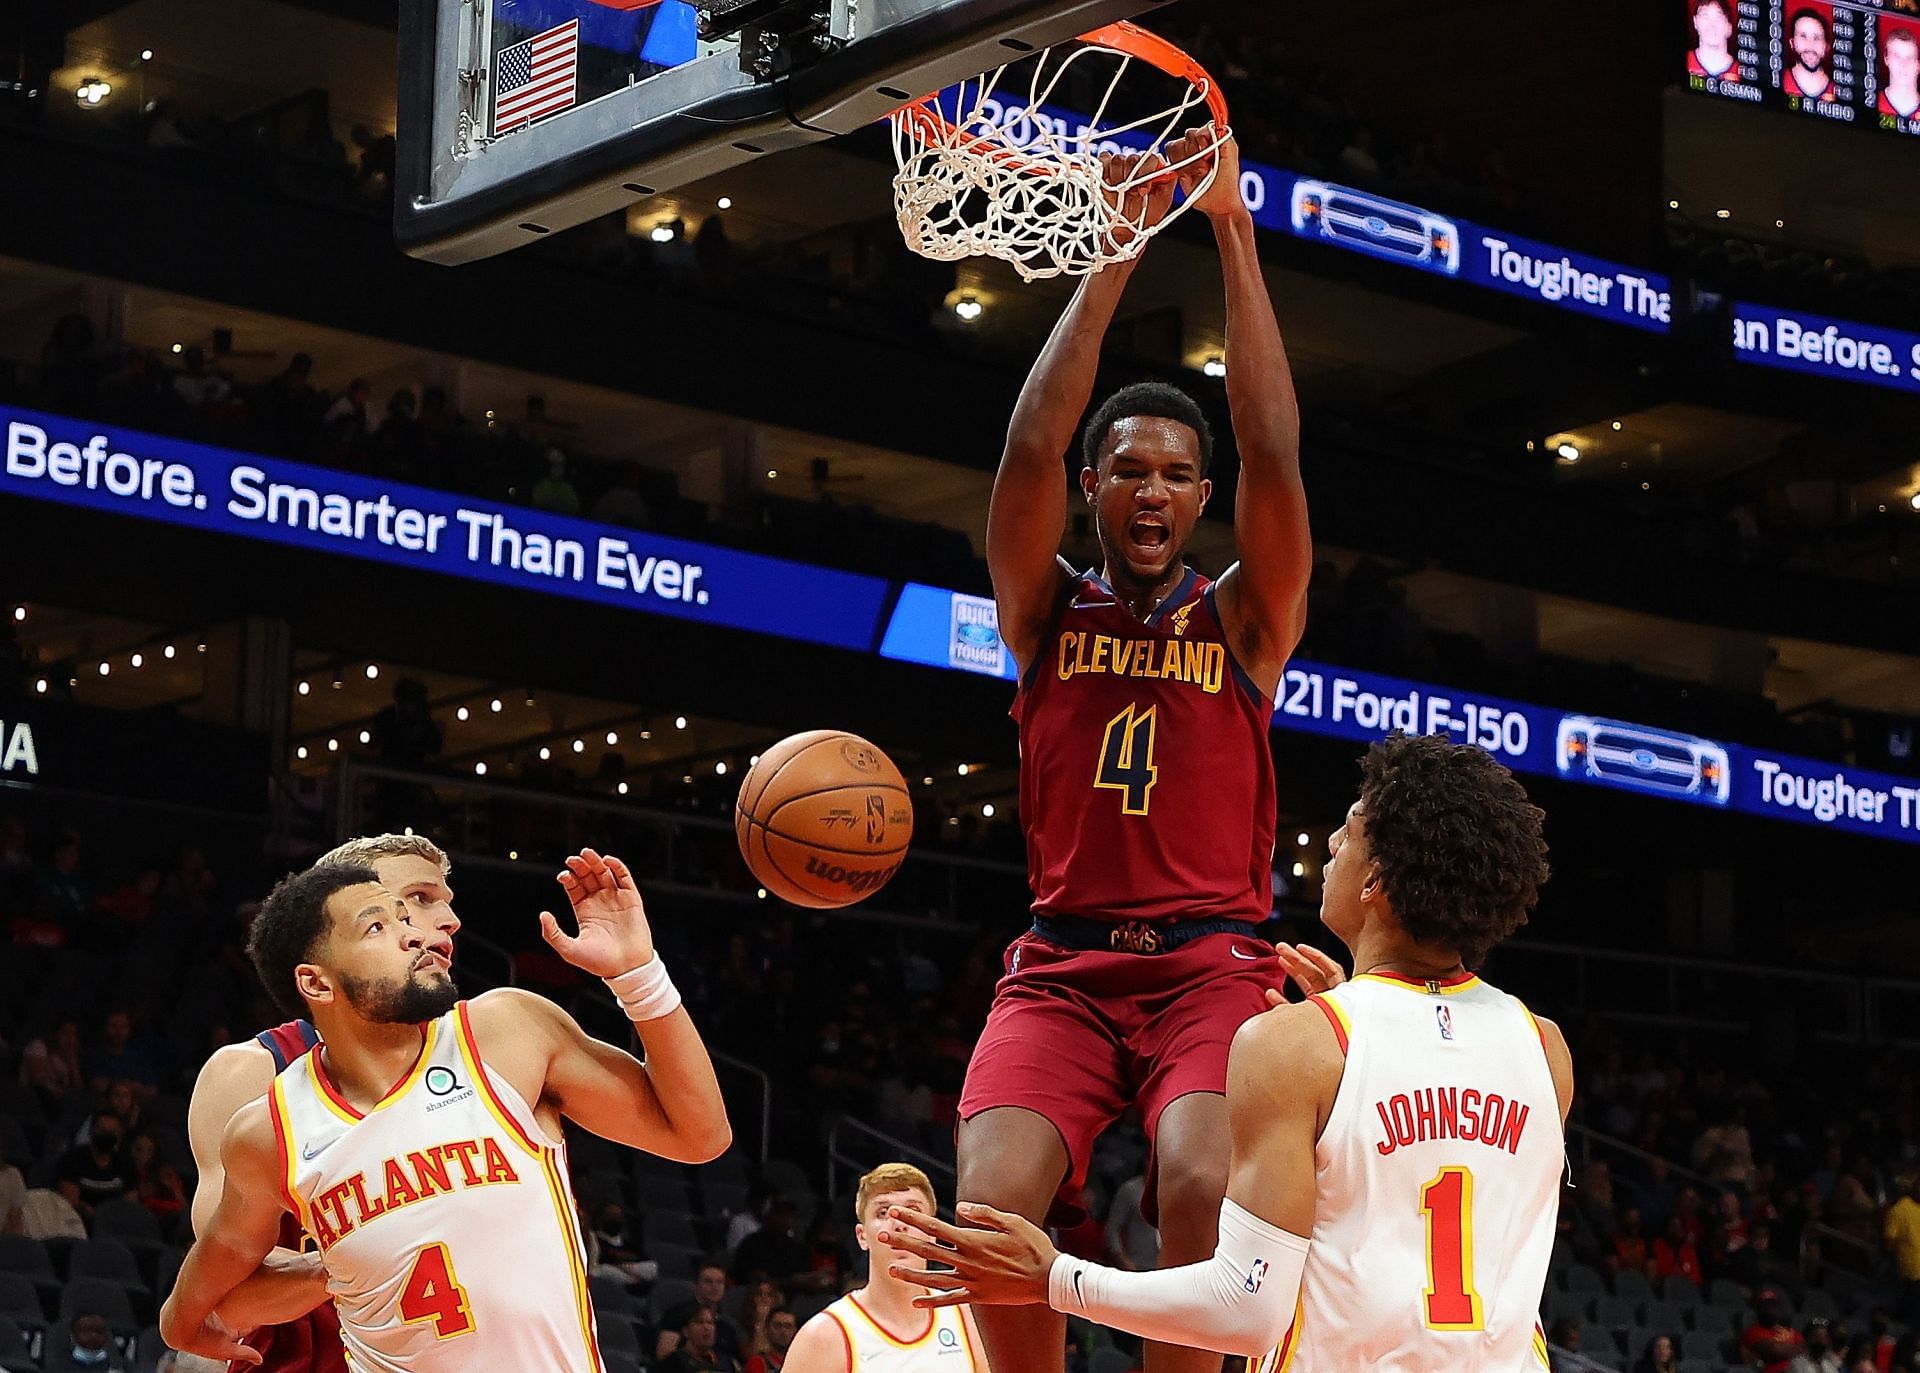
[991,155,1173,670]
[161,1099,295,1365]
[474,849,731,1162]
[1186,131,1312,696]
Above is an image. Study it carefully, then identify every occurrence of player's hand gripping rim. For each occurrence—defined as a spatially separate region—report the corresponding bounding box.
[882,1204,1058,1308]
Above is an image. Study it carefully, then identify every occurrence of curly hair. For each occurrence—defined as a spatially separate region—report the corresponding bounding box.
[247,863,380,1018]
[1358,734,1549,968]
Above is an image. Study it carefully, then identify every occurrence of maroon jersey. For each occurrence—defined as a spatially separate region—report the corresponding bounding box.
[1012,566,1276,925]
[229,1020,347,1373]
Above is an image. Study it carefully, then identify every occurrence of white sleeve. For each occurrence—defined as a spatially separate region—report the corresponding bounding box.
[1047,1198,1309,1357]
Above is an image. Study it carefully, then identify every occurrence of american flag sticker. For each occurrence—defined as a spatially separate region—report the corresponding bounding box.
[493,18,579,134]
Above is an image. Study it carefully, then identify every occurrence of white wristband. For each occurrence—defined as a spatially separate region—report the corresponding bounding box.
[604,958,682,1022]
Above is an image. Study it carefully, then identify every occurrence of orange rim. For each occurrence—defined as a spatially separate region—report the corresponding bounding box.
[894,20,1229,178]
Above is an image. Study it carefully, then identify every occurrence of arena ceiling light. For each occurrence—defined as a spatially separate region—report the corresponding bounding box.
[75,77,112,107]
[953,294,984,322]
[1910,492,1920,512]
[1555,442,1582,464]
[1202,357,1227,378]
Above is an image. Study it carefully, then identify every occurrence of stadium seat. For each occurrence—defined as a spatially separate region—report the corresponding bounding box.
[1565,1265,1605,1297]
[604,1354,642,1373]
[589,1274,633,1316]
[789,1292,833,1325]
[0,1242,57,1309]
[636,1178,691,1214]
[132,1325,168,1373]
[149,1250,182,1305]
[1663,1274,1703,1305]
[1591,1296,1635,1328]
[1675,1361,1712,1373]
[595,1312,641,1353]
[87,1203,160,1254]
[1090,1348,1134,1373]
[1707,1279,1745,1311]
[0,1317,31,1373]
[65,1243,147,1302]
[696,1150,750,1189]
[0,1276,43,1327]
[580,1169,632,1211]
[646,1244,701,1281]
[56,1279,137,1332]
[1614,1270,1653,1304]
[1680,1330,1723,1363]
[762,1160,808,1199]
[646,1278,697,1325]
[644,1210,700,1252]
[1641,1300,1684,1332]
[698,1180,749,1219]
[1800,1290,1840,1322]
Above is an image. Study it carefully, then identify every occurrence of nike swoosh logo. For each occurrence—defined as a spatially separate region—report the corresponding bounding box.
[301,1138,335,1161]
[1072,1269,1085,1304]
[1230,946,1261,961]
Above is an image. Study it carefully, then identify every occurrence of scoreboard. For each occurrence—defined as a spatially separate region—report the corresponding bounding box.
[1684,0,1920,136]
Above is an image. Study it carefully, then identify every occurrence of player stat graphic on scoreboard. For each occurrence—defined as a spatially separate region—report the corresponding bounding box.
[1685,0,1920,136]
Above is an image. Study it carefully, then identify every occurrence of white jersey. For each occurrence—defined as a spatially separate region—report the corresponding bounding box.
[1254,971,1562,1373]
[270,1004,602,1373]
[821,1292,984,1373]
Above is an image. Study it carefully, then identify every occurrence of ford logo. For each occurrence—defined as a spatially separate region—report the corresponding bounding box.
[957,623,998,647]
[1630,748,1658,771]
[1364,216,1389,237]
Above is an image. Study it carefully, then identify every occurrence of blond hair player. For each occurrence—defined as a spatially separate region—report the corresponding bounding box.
[784,1165,989,1373]
[162,848,731,1370]
[887,736,1575,1373]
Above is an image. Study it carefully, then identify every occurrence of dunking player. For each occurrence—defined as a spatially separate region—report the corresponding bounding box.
[783,1164,990,1373]
[892,736,1574,1373]
[956,128,1311,1373]
[162,849,731,1369]
[179,834,462,1373]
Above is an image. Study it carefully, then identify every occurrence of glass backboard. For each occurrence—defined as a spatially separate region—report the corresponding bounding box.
[396,0,1176,264]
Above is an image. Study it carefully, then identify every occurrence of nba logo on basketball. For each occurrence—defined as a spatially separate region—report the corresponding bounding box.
[949,593,1006,675]
[1436,1005,1454,1040]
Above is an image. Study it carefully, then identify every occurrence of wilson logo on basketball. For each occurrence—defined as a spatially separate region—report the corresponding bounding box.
[803,855,901,893]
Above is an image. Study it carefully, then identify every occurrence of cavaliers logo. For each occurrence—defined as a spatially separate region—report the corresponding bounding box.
[1169,602,1196,637]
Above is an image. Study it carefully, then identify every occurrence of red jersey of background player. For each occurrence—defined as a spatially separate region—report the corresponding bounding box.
[1013,564,1275,926]
[230,1020,347,1373]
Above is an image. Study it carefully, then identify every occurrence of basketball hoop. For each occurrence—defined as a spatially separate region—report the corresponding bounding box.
[888,23,1230,282]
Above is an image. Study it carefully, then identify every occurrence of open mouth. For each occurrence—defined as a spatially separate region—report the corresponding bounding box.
[1128,515,1170,551]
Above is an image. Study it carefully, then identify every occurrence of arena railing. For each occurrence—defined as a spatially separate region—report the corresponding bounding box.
[824,1115,956,1205]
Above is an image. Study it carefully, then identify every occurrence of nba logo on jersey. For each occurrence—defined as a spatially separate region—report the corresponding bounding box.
[1244,1258,1269,1293]
[949,593,1006,675]
[1435,1005,1454,1040]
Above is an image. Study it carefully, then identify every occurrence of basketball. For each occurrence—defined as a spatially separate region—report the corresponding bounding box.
[734,730,914,909]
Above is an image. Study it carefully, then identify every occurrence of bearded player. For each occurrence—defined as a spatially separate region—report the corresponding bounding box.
[894,736,1574,1373]
[957,126,1310,1373]
[161,848,731,1369]
[783,1164,990,1373]
[179,834,463,1373]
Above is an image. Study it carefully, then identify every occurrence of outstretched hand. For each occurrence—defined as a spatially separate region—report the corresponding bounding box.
[540,848,656,977]
[1262,942,1346,1011]
[882,1203,1059,1309]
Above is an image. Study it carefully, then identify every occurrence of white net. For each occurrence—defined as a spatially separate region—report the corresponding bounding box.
[889,26,1228,282]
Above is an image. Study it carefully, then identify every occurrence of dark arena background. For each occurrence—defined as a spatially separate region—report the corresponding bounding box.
[2,0,1920,1370]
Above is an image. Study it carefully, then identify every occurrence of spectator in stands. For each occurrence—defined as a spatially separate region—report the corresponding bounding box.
[739,1279,782,1362]
[50,1312,126,1372]
[743,1308,796,1373]
[55,1109,135,1220]
[20,1017,84,1111]
[727,1185,770,1254]
[0,1150,24,1233]
[657,1261,742,1363]
[324,377,375,441]
[1890,1177,1920,1323]
[531,448,582,515]
[257,352,317,439]
[1546,1318,1583,1372]
[1652,1215,1703,1287]
[804,1215,852,1294]
[1612,1205,1649,1274]
[1633,1333,1678,1373]
[1828,1157,1882,1261]
[584,1200,656,1287]
[1695,1105,1756,1190]
[170,346,229,411]
[732,1195,813,1293]
[86,1010,159,1093]
[660,1303,741,1373]
[1743,1291,1806,1373]
[41,830,88,922]
[1790,1319,1843,1373]
[126,1132,187,1235]
[1708,1188,1751,1273]
[592,465,655,531]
